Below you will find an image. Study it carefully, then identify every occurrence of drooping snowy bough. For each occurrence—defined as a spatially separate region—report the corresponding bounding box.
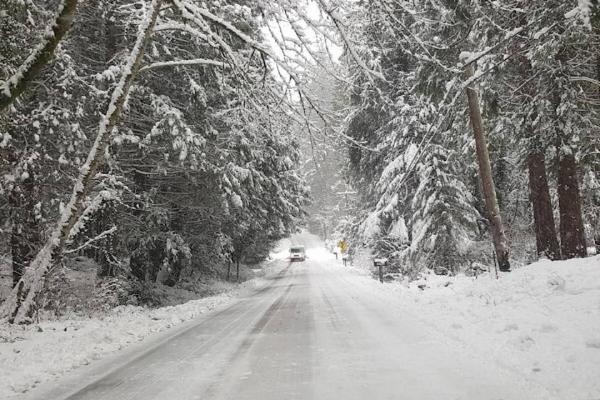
[1,0,164,324]
[1,0,383,323]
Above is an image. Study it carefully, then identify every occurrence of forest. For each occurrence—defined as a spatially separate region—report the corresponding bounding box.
[337,0,600,278]
[1,0,599,325]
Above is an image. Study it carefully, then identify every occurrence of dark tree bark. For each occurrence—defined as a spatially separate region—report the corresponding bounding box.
[557,151,587,258]
[0,0,79,112]
[550,49,587,260]
[527,150,561,260]
[236,260,240,283]
[592,4,600,255]
[545,28,589,260]
[9,166,41,287]
[464,64,511,271]
[511,34,561,262]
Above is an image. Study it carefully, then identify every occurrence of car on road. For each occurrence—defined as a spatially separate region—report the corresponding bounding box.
[289,245,306,262]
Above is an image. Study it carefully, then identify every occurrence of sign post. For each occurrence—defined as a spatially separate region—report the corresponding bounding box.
[338,239,349,266]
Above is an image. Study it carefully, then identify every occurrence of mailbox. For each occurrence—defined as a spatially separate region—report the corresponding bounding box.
[373,258,388,267]
[373,258,388,283]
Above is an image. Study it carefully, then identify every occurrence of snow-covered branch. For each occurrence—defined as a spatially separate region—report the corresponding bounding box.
[459,27,525,67]
[154,22,209,41]
[139,58,229,73]
[171,0,345,141]
[0,0,79,112]
[570,76,600,86]
[66,190,116,241]
[64,226,117,255]
[315,0,385,81]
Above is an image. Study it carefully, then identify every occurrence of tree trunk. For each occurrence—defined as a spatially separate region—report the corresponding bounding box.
[527,150,561,260]
[557,151,587,258]
[0,0,79,112]
[9,167,41,287]
[236,260,240,283]
[514,45,560,261]
[464,64,511,271]
[592,5,600,255]
[227,259,232,281]
[1,0,163,324]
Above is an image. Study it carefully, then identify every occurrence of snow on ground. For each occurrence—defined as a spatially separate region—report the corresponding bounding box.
[0,257,288,398]
[337,253,600,399]
[1,237,598,399]
[0,295,231,397]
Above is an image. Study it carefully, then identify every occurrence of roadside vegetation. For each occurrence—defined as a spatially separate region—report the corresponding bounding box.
[1,0,599,323]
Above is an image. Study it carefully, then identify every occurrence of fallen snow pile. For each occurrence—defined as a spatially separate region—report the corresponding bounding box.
[352,255,600,399]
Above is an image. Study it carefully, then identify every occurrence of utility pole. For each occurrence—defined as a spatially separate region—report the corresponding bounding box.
[464,64,511,271]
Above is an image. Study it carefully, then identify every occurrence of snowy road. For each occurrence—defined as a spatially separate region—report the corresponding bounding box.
[31,247,553,400]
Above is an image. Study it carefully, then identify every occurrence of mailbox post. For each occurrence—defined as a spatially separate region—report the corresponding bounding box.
[373,258,388,283]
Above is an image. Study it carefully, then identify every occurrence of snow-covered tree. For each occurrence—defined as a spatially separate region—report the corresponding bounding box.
[337,0,599,277]
[3,0,351,322]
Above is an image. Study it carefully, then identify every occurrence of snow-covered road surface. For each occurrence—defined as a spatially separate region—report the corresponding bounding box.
[27,248,555,400]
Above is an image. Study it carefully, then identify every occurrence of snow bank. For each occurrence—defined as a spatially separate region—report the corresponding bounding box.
[342,255,600,399]
[418,257,599,398]
[0,294,231,397]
